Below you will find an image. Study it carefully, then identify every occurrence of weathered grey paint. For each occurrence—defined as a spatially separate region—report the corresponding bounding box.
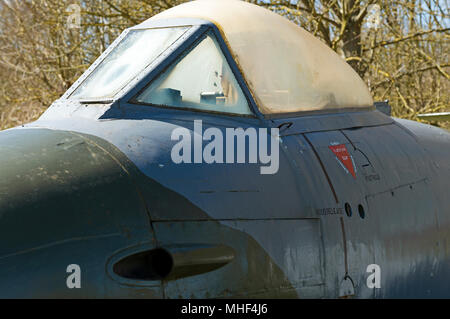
[0,16,449,298]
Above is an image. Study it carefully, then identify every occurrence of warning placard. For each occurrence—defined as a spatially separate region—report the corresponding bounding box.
[328,144,356,178]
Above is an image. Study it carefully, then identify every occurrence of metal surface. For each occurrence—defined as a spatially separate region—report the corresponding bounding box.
[0,7,449,299]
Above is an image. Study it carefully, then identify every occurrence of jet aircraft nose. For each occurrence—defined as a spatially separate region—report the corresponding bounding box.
[0,128,153,297]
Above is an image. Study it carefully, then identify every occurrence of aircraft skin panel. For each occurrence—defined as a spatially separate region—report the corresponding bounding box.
[7,113,334,298]
[28,104,350,297]
[365,179,443,298]
[394,118,450,214]
[302,130,376,298]
[32,108,305,221]
[278,119,450,297]
[2,101,449,297]
[0,128,302,298]
[153,221,305,298]
[335,122,449,297]
[280,133,348,297]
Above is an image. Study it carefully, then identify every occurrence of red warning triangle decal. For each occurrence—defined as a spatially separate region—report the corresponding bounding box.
[328,144,356,178]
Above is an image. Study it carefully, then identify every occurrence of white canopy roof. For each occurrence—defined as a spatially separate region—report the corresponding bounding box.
[149,0,374,114]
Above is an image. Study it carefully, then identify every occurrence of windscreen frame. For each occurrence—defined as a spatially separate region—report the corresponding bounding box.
[122,19,262,119]
[61,22,202,104]
[128,30,258,117]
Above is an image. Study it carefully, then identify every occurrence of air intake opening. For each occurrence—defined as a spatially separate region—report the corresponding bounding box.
[113,248,173,280]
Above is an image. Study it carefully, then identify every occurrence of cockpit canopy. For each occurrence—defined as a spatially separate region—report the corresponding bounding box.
[69,0,374,116]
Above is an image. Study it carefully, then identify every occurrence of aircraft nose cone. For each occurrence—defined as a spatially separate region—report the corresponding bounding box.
[0,127,128,258]
[0,128,152,297]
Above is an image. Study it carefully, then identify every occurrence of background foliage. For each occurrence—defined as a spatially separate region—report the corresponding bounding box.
[0,0,448,129]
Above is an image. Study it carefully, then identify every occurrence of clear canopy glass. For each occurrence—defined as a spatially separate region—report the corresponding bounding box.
[135,33,252,115]
[71,27,189,100]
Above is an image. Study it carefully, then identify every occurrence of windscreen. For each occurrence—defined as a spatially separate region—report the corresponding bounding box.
[70,27,190,100]
[135,33,252,115]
